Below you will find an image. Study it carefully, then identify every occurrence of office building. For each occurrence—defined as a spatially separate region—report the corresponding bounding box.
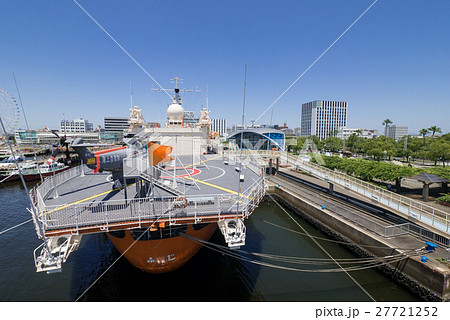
[337,127,378,140]
[104,117,130,132]
[182,111,199,126]
[15,129,100,145]
[60,118,93,133]
[301,100,347,140]
[210,118,227,136]
[387,125,408,140]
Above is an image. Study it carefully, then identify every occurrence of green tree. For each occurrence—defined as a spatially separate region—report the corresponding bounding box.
[428,125,442,138]
[382,119,393,141]
[328,129,339,138]
[346,133,358,152]
[428,140,450,167]
[419,128,429,146]
[320,136,343,152]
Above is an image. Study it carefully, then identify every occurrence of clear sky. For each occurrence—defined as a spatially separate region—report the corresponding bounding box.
[1,0,449,135]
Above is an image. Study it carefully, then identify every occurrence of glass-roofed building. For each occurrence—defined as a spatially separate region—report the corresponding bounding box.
[228,128,285,151]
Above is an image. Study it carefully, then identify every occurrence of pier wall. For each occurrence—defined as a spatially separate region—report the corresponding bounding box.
[266,184,450,301]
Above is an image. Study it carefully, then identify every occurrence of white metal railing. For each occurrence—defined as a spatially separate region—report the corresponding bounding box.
[278,151,449,236]
[32,169,265,235]
[123,153,149,177]
[37,165,89,201]
[271,175,450,247]
[40,179,264,234]
[270,175,409,238]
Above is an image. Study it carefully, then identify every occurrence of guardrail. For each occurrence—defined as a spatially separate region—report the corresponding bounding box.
[278,151,449,237]
[37,177,264,234]
[38,165,89,202]
[270,175,450,247]
[269,176,409,239]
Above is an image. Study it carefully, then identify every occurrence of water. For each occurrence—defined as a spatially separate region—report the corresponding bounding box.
[0,182,419,302]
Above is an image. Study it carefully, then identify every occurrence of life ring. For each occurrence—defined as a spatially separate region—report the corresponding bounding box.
[174,196,188,208]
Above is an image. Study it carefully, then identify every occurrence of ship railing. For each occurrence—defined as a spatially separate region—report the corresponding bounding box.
[30,165,91,234]
[123,153,148,178]
[35,165,90,201]
[222,149,266,177]
[38,176,265,234]
[276,151,450,237]
[28,187,44,239]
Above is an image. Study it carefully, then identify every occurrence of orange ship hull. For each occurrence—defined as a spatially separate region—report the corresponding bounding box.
[107,223,217,273]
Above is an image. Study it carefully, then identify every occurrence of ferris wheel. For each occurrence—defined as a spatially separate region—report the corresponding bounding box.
[0,88,21,137]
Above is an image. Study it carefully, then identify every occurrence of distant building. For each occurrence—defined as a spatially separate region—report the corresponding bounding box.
[231,124,263,131]
[15,129,100,145]
[182,111,199,126]
[60,118,93,133]
[281,129,294,136]
[15,129,38,144]
[104,117,129,133]
[337,127,378,140]
[387,125,408,140]
[274,123,288,130]
[228,128,285,151]
[301,100,347,140]
[210,118,227,136]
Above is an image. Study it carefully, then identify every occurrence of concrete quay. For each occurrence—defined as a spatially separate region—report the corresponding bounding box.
[265,171,450,301]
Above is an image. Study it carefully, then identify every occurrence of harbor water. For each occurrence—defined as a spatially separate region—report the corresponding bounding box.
[0,181,419,301]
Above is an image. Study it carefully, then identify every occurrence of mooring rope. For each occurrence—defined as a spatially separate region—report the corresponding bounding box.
[181,233,419,273]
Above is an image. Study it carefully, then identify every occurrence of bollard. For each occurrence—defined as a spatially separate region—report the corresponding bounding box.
[425,242,438,252]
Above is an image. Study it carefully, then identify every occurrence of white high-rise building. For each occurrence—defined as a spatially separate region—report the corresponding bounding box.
[301,100,347,140]
[387,125,408,140]
[210,119,228,136]
[60,118,93,133]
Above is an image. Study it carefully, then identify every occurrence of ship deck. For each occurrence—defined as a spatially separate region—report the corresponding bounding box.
[32,154,265,237]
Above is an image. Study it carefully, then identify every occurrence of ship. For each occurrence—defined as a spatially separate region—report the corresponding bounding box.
[28,79,265,274]
[1,161,69,183]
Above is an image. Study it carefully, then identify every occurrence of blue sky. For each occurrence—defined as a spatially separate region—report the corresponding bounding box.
[1,0,449,135]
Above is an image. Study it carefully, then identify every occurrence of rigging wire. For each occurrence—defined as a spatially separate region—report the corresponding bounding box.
[13,73,43,182]
[258,217,424,251]
[75,221,158,301]
[182,233,423,266]
[75,183,179,301]
[0,218,32,236]
[181,233,419,273]
[72,0,172,100]
[264,192,377,301]
[236,64,247,221]
[253,0,379,125]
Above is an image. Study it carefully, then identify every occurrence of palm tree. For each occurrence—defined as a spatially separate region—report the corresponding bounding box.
[382,119,393,141]
[419,128,429,146]
[428,125,442,138]
[328,129,338,137]
[355,129,362,155]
